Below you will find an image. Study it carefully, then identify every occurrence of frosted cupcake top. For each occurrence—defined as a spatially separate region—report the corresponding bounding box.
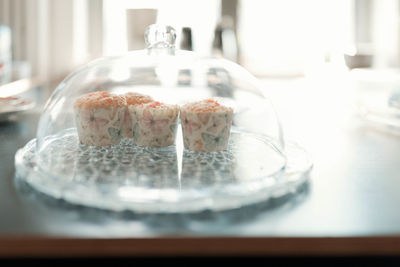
[74,91,126,109]
[137,101,178,111]
[124,92,153,106]
[181,99,232,113]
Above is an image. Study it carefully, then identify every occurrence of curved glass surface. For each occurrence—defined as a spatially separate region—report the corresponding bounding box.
[13,25,312,212]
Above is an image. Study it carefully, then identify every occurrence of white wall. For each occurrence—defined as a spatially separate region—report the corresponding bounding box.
[372,0,400,68]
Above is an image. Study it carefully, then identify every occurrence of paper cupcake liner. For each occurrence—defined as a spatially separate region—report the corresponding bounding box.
[130,104,179,147]
[181,110,233,152]
[74,107,125,146]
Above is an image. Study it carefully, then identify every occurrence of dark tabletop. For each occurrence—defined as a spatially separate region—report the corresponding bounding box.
[2,78,400,257]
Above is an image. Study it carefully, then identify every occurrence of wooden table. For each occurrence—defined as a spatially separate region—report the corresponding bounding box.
[2,77,400,261]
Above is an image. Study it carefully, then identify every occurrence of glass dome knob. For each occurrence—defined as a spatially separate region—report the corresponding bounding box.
[144,24,176,50]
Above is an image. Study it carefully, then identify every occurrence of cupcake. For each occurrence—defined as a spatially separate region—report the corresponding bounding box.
[130,101,179,147]
[122,92,153,138]
[180,99,233,152]
[74,91,127,146]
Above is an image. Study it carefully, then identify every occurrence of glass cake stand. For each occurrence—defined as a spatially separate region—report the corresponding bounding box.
[14,24,312,213]
[15,128,311,213]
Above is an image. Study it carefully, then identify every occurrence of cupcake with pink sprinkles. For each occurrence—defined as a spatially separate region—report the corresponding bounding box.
[74,91,127,146]
[180,99,233,152]
[130,101,179,147]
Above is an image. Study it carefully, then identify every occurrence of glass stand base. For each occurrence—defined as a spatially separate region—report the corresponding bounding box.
[15,130,312,213]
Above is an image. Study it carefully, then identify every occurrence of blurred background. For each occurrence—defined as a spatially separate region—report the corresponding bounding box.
[0,0,398,89]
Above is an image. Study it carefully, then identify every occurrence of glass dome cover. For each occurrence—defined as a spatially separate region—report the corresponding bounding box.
[15,25,312,213]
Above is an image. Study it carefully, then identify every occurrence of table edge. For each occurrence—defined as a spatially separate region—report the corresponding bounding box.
[1,236,400,257]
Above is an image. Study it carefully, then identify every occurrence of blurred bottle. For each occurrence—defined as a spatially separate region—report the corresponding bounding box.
[0,25,12,85]
[180,27,193,51]
[178,27,193,86]
[212,16,238,63]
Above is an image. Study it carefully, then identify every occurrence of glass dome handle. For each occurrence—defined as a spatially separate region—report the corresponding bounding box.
[144,24,176,52]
